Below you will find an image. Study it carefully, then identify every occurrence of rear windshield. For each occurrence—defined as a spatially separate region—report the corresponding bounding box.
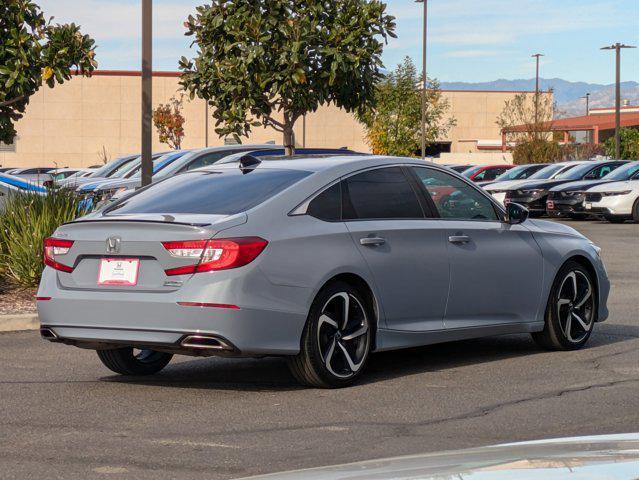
[106,168,311,215]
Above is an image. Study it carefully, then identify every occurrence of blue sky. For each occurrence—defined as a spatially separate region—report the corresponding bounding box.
[40,0,639,84]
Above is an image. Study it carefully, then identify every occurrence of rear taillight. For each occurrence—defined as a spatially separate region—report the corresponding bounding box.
[162,237,268,276]
[43,237,74,273]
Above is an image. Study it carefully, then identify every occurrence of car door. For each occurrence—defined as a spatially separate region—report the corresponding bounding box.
[410,166,543,329]
[342,166,449,332]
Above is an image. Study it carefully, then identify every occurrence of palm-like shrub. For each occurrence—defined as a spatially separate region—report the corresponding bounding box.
[0,190,85,287]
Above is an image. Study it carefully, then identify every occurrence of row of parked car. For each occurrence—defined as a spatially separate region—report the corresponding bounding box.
[448,160,639,223]
[2,151,638,223]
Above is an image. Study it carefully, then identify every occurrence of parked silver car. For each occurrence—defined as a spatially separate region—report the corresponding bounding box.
[37,155,609,387]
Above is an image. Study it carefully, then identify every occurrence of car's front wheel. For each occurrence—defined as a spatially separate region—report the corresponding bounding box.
[97,348,172,375]
[288,281,372,388]
[532,261,596,350]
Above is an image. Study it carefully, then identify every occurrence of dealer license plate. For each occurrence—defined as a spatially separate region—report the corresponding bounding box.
[98,258,140,286]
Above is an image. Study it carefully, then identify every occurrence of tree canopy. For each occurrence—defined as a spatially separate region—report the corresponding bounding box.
[179,0,396,155]
[357,56,455,157]
[153,95,186,150]
[604,128,639,160]
[0,0,97,144]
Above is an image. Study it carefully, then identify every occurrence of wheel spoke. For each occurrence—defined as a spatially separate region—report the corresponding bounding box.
[572,311,590,331]
[323,337,337,368]
[566,271,578,301]
[575,285,592,309]
[318,314,338,330]
[335,292,350,330]
[336,340,363,373]
[557,298,571,311]
[563,312,573,342]
[342,325,368,341]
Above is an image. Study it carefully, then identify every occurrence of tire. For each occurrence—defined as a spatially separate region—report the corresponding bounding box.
[96,347,173,375]
[632,199,639,223]
[605,215,626,224]
[532,261,597,351]
[287,281,373,388]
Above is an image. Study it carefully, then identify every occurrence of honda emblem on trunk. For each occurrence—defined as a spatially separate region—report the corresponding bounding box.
[106,236,121,254]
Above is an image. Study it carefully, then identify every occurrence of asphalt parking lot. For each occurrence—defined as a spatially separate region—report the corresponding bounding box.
[1,219,639,479]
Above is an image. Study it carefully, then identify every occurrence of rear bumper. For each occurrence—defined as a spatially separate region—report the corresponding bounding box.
[36,267,310,356]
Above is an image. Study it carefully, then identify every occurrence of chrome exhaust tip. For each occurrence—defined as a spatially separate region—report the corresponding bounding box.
[180,334,233,351]
[40,327,58,341]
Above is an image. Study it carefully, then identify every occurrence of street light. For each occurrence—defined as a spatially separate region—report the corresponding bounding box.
[601,43,636,158]
[416,0,427,161]
[531,53,544,127]
[580,93,590,116]
[141,0,152,187]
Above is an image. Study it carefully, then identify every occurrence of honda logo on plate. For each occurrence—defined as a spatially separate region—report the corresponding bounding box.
[106,236,121,254]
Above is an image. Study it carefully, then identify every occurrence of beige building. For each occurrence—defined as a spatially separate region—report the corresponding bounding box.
[0,71,549,168]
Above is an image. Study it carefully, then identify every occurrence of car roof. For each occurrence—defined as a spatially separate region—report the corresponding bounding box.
[199,154,436,175]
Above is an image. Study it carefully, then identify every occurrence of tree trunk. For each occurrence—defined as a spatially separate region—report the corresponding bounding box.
[283,124,295,156]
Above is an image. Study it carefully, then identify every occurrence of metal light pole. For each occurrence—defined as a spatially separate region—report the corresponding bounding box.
[141,0,153,186]
[204,102,209,147]
[531,53,544,128]
[416,0,427,160]
[580,92,590,116]
[601,43,636,158]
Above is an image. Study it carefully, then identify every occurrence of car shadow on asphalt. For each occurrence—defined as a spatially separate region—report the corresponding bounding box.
[102,323,639,391]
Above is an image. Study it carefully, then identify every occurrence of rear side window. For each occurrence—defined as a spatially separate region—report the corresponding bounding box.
[107,168,311,215]
[308,183,341,221]
[342,167,423,220]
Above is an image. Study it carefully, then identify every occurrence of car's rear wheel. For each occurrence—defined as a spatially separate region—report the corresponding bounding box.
[287,281,372,388]
[96,347,172,375]
[532,261,596,350]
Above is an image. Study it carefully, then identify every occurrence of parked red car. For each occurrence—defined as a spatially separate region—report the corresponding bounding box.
[462,164,514,182]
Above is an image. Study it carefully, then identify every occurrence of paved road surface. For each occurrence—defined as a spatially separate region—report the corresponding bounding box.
[1,220,638,479]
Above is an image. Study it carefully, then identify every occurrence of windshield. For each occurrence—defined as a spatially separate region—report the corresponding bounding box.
[494,164,543,181]
[461,166,483,177]
[556,162,600,180]
[529,163,570,179]
[603,161,639,180]
[130,151,188,178]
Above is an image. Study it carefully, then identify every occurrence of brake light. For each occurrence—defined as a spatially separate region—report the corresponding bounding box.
[162,237,268,276]
[43,238,74,272]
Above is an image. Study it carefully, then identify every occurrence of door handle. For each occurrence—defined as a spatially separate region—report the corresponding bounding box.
[360,237,386,246]
[448,235,471,244]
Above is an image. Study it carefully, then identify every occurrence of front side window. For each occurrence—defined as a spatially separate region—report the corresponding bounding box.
[412,167,498,221]
[106,168,311,216]
[342,167,423,220]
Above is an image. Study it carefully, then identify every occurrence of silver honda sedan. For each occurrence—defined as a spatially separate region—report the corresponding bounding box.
[37,155,610,388]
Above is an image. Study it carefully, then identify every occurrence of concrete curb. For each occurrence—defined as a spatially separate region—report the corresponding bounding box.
[0,313,39,332]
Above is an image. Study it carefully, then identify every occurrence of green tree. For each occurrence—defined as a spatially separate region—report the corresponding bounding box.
[179,0,396,155]
[604,128,639,160]
[0,0,97,144]
[357,56,455,156]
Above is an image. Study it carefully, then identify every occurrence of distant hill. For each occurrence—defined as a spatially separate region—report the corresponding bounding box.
[440,78,639,117]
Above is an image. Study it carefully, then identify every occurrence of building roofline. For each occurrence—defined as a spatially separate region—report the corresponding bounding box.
[74,70,543,94]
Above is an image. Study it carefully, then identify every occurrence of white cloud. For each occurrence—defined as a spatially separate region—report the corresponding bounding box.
[444,49,501,58]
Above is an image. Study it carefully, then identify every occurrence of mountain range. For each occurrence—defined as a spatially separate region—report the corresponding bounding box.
[440,78,639,118]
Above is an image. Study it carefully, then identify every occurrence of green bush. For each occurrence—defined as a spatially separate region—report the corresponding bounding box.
[0,190,86,287]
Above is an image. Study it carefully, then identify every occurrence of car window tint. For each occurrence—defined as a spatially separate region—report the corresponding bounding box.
[106,169,311,215]
[483,168,507,180]
[412,167,498,221]
[308,183,341,221]
[342,167,423,220]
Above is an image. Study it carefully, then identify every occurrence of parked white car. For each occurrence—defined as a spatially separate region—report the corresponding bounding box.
[484,161,589,205]
[585,179,639,222]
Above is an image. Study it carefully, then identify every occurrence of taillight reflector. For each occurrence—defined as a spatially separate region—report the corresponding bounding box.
[177,302,240,310]
[43,238,74,273]
[35,297,52,301]
[162,237,267,276]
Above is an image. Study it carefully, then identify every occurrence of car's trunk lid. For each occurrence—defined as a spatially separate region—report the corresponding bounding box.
[52,213,246,292]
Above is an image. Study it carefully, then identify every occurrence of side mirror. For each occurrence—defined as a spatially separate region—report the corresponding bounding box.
[505,202,529,225]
